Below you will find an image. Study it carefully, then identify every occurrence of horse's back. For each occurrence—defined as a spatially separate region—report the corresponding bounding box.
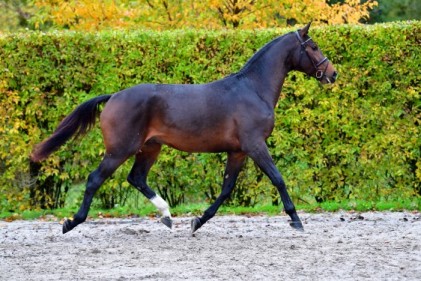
[99,80,245,153]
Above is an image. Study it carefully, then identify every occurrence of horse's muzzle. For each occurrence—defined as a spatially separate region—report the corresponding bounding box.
[324,71,338,84]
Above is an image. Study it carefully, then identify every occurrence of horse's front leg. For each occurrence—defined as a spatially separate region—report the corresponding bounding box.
[246,142,304,231]
[191,152,246,233]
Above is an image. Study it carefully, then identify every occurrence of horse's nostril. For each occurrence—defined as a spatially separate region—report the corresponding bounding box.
[331,71,338,82]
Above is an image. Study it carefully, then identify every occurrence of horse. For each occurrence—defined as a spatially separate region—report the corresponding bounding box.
[31,22,337,234]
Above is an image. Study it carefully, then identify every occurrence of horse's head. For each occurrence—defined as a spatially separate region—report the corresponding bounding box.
[292,22,338,84]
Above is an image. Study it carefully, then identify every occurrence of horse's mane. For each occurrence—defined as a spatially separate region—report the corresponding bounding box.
[235,32,290,78]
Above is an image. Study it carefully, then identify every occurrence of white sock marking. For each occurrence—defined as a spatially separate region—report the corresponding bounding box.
[150,195,171,218]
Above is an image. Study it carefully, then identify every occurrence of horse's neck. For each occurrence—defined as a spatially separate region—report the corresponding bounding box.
[240,36,293,108]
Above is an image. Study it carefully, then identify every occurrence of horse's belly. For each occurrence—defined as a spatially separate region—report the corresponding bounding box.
[169,137,239,153]
[147,128,240,153]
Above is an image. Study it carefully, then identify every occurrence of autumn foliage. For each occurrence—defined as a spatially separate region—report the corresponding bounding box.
[33,0,378,31]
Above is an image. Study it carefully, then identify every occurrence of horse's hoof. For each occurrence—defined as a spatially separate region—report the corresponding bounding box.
[62,219,73,234]
[289,220,304,232]
[191,217,202,234]
[161,216,173,229]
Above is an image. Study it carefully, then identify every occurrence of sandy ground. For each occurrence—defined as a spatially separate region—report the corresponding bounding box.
[0,211,420,281]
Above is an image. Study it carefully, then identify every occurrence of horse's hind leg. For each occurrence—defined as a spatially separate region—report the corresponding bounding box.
[62,154,127,234]
[191,152,246,233]
[127,142,172,228]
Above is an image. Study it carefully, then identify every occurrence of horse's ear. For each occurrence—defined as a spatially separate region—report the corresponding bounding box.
[299,21,312,37]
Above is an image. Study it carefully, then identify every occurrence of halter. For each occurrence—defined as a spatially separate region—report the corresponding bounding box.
[295,31,330,82]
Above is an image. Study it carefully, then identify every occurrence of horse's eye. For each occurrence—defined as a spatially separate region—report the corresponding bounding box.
[311,44,318,50]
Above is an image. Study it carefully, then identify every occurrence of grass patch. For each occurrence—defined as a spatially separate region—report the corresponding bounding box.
[297,199,420,213]
[1,198,419,221]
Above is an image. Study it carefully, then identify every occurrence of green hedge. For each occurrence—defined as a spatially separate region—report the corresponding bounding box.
[1,22,420,211]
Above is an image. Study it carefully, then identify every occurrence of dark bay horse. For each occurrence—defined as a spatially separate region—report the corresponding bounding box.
[31,23,337,234]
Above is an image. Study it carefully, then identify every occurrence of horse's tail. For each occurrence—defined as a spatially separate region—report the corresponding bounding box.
[30,94,112,162]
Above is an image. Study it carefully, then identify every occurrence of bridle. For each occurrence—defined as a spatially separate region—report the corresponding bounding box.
[295,31,331,83]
